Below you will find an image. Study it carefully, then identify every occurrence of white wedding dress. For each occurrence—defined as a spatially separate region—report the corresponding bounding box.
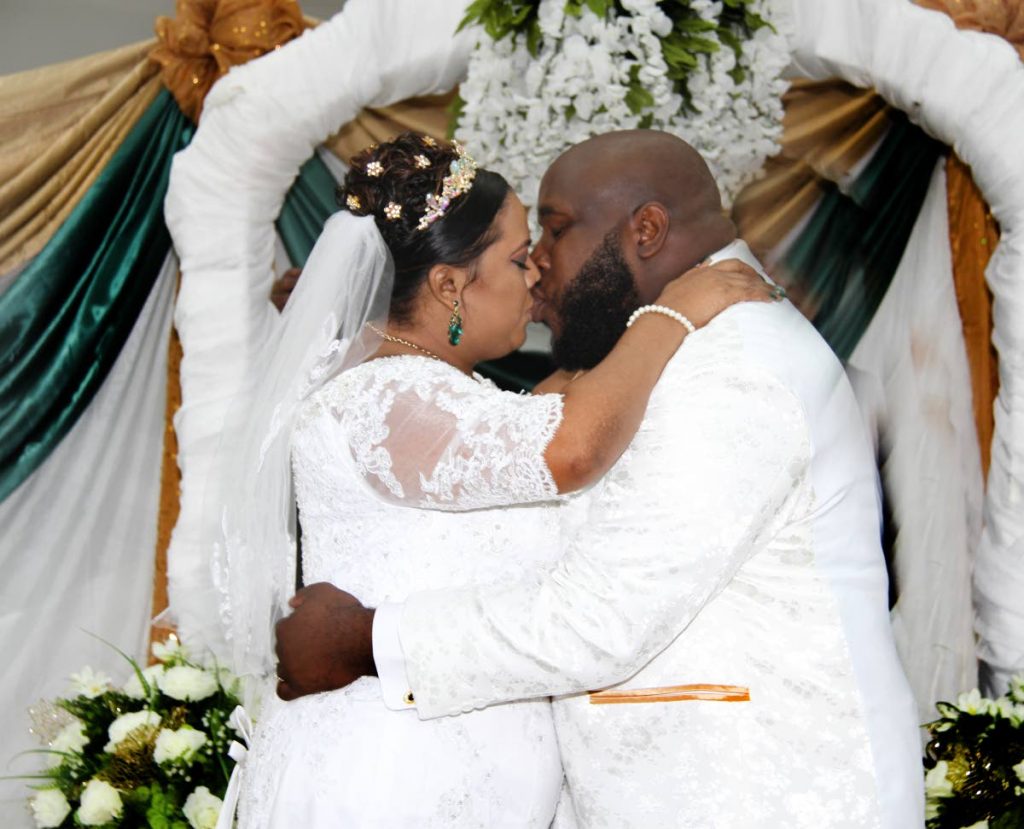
[237,354,566,828]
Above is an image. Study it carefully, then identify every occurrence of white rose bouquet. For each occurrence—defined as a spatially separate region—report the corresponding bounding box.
[923,676,1024,828]
[453,0,790,218]
[17,637,241,829]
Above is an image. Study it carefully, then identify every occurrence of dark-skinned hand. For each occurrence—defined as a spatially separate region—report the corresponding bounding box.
[270,267,302,312]
[274,582,376,701]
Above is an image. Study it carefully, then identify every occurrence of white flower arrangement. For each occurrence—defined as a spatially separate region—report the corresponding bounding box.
[455,0,791,221]
[16,636,242,828]
[924,676,1024,827]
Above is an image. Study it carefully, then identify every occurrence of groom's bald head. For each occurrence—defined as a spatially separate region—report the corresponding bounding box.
[544,130,724,227]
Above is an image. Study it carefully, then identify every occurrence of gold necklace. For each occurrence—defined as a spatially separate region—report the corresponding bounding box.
[367,322,443,361]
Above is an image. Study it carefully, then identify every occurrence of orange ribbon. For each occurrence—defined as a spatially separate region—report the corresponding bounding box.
[589,683,751,705]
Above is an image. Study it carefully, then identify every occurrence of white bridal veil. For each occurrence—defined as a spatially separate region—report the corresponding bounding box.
[208,212,393,684]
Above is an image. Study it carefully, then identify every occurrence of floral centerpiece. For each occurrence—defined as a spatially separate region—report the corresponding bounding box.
[453,0,791,216]
[20,637,241,829]
[924,676,1024,829]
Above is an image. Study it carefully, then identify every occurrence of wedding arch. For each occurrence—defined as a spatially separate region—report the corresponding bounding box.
[165,0,1024,702]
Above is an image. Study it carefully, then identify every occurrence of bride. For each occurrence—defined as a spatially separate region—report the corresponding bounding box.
[221,132,772,827]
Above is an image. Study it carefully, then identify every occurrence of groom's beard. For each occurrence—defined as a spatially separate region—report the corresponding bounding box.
[550,231,641,372]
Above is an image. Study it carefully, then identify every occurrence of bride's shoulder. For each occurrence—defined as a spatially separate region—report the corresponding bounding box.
[307,355,495,412]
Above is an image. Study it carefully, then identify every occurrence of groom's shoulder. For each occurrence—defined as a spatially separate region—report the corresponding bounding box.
[675,298,835,370]
[667,300,843,396]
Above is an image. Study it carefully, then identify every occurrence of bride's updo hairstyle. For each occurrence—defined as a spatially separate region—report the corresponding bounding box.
[339,132,512,323]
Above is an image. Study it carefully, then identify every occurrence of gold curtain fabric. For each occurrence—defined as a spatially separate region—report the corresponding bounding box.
[324,92,457,162]
[0,42,160,272]
[946,154,1001,477]
[731,79,890,254]
[151,0,310,123]
[150,322,184,656]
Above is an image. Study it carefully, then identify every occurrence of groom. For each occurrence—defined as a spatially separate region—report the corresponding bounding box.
[274,131,924,827]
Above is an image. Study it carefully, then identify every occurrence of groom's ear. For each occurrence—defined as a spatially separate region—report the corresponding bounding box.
[426,263,469,307]
[630,202,671,260]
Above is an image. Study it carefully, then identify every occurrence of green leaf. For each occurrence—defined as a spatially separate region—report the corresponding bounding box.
[585,0,610,17]
[678,34,719,54]
[662,42,699,69]
[456,0,491,32]
[526,19,542,57]
[510,3,533,24]
[675,18,717,33]
[624,83,655,115]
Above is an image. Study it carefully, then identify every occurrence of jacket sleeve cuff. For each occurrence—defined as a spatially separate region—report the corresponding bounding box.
[373,601,416,710]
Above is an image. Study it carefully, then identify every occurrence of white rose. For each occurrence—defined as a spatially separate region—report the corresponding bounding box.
[76,779,123,826]
[183,786,223,829]
[105,709,161,751]
[30,788,71,828]
[1010,674,1024,703]
[153,726,208,765]
[69,667,111,699]
[123,664,165,699]
[50,720,89,755]
[158,666,218,701]
[1014,758,1024,783]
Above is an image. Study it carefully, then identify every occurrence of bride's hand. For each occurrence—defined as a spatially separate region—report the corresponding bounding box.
[654,258,781,329]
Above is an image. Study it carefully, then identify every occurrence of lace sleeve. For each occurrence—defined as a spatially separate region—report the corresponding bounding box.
[328,357,564,511]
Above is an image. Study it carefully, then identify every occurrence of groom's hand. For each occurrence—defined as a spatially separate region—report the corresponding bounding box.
[274,582,377,701]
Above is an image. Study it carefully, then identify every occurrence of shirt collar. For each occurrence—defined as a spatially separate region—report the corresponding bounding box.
[703,238,773,284]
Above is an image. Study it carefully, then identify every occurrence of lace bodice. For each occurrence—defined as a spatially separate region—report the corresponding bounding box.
[290,355,565,601]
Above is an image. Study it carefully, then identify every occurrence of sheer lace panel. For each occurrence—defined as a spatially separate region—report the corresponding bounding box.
[307,356,564,512]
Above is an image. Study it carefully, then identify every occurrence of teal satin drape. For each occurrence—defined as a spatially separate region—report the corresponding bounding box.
[0,91,191,501]
[276,154,340,267]
[781,111,944,361]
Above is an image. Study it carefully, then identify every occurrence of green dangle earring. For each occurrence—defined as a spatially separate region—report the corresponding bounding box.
[448,300,463,346]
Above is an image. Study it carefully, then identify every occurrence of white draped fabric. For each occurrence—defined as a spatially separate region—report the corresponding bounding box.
[848,162,982,716]
[0,253,175,829]
[164,0,474,653]
[787,0,1024,697]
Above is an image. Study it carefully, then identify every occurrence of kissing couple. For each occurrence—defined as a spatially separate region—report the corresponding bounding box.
[217,129,924,827]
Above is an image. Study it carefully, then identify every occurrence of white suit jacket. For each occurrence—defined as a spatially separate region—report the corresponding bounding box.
[375,241,924,828]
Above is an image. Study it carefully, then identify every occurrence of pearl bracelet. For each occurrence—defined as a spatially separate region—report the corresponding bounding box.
[625,304,696,335]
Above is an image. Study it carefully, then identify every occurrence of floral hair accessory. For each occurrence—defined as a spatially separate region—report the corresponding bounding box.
[417,141,478,231]
[384,202,402,220]
[345,194,361,211]
[365,160,383,177]
[414,154,431,169]
[421,135,437,147]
